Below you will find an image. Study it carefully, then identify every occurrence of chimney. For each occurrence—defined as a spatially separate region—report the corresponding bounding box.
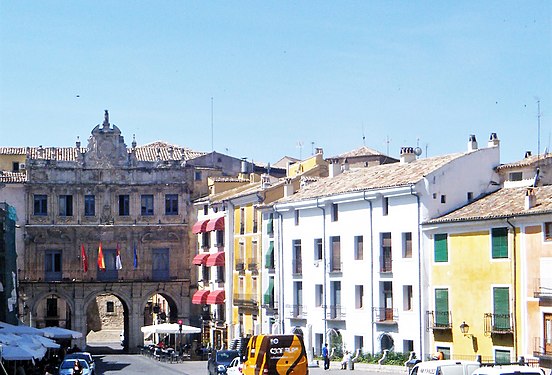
[400,147,416,164]
[329,158,341,177]
[315,147,323,155]
[525,188,536,210]
[467,134,478,152]
[283,177,294,197]
[261,174,271,189]
[488,133,500,148]
[241,158,249,174]
[525,151,532,158]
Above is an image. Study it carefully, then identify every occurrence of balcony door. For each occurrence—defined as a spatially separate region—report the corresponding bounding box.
[545,314,552,354]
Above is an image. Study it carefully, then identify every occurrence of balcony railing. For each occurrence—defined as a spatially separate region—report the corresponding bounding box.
[380,256,392,273]
[233,293,258,307]
[326,305,346,320]
[247,258,258,271]
[236,261,245,272]
[533,278,552,299]
[426,310,452,330]
[484,313,513,334]
[329,261,342,273]
[533,336,552,357]
[286,304,307,319]
[292,260,302,276]
[373,307,398,323]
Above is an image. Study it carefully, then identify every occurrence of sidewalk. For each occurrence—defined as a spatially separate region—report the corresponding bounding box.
[315,360,406,373]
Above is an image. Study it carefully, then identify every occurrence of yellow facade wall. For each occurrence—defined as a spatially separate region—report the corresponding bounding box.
[431,230,514,360]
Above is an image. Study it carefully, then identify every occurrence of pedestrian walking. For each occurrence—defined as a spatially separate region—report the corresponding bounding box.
[322,343,330,370]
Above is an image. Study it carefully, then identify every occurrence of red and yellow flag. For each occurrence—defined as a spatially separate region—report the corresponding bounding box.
[97,242,105,271]
[81,244,88,273]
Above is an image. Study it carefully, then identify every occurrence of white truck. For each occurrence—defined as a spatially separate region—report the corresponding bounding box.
[409,360,481,375]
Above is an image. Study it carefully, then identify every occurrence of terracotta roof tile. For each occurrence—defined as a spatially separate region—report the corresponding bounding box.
[427,185,552,224]
[279,153,463,203]
[496,153,552,171]
[0,171,27,183]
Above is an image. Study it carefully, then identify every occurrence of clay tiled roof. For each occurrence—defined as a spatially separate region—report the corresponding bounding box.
[333,146,385,159]
[0,171,27,183]
[279,153,463,203]
[132,141,205,161]
[0,143,204,162]
[427,185,552,224]
[496,153,552,171]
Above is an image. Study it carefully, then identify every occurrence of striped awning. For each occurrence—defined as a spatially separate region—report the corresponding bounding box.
[206,251,225,267]
[206,289,225,304]
[206,216,225,232]
[192,219,209,234]
[192,290,210,304]
[192,253,210,265]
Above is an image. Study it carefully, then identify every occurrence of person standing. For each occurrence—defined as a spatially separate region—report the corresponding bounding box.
[322,343,330,370]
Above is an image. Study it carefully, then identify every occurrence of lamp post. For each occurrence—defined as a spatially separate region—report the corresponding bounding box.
[178,319,183,355]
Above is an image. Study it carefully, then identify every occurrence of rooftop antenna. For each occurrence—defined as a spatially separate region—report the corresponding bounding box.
[537,97,541,166]
[384,136,391,156]
[297,141,304,160]
[362,125,366,146]
[211,97,214,166]
[311,141,315,156]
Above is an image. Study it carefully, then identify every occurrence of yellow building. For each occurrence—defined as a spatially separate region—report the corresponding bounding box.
[424,185,552,366]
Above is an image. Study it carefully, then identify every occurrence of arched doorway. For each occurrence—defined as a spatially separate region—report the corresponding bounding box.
[142,292,184,349]
[33,294,72,329]
[86,293,129,354]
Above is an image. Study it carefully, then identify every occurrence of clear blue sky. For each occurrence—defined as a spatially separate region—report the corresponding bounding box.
[1,1,550,164]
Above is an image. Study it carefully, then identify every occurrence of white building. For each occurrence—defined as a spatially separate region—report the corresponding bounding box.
[272,134,501,359]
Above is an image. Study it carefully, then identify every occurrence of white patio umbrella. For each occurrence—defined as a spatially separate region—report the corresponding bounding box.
[0,322,44,336]
[141,323,201,339]
[39,326,83,339]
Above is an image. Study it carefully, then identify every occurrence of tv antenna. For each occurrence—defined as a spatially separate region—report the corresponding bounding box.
[297,141,304,160]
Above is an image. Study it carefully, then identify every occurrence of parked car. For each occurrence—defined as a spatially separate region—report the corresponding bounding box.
[64,352,95,375]
[409,360,480,375]
[226,356,243,375]
[207,349,240,375]
[472,365,546,375]
[58,358,92,375]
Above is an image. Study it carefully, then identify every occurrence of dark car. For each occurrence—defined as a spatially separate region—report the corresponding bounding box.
[207,349,240,375]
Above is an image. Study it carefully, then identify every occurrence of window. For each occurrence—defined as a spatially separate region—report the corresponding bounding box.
[382,197,389,216]
[403,285,413,311]
[165,194,178,215]
[435,288,449,327]
[201,232,210,249]
[315,284,323,307]
[215,266,224,284]
[403,232,412,258]
[294,209,299,226]
[58,195,73,216]
[240,208,245,234]
[354,236,364,260]
[495,349,511,364]
[46,297,58,318]
[403,340,414,354]
[12,162,19,172]
[216,230,224,247]
[84,195,95,216]
[436,347,450,360]
[355,336,364,353]
[331,203,338,222]
[492,227,508,259]
[45,250,62,281]
[330,236,341,272]
[118,195,130,216]
[314,238,323,261]
[203,204,208,215]
[467,192,474,201]
[34,195,48,216]
[253,207,258,233]
[355,285,364,309]
[195,171,202,181]
[434,233,448,262]
[493,287,511,330]
[106,301,115,313]
[509,172,523,181]
[141,194,154,216]
[546,222,552,241]
[381,233,392,272]
[292,240,302,274]
[267,213,274,235]
[440,195,446,204]
[152,248,169,281]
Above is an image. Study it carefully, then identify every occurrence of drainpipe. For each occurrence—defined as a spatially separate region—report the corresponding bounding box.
[410,185,423,360]
[316,198,327,346]
[226,199,235,342]
[362,191,375,355]
[274,209,285,334]
[506,217,518,360]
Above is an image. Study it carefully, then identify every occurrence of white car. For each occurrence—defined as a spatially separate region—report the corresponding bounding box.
[64,352,95,374]
[226,356,243,375]
[58,358,92,375]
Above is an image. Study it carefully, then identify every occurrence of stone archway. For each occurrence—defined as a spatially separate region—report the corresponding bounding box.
[85,291,130,353]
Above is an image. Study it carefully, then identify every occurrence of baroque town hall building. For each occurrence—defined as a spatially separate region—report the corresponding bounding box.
[0,111,253,351]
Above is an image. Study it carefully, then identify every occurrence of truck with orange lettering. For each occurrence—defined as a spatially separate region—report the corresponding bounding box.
[242,334,308,375]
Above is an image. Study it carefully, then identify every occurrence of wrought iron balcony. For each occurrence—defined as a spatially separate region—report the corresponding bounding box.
[326,305,346,320]
[373,307,398,323]
[484,313,513,334]
[426,310,452,330]
[286,304,307,319]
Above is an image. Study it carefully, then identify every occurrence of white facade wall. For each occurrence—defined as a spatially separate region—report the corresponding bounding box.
[273,137,501,360]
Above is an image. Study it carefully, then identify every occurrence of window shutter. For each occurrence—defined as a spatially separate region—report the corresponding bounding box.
[435,289,449,326]
[493,287,510,330]
[434,234,448,262]
[492,228,508,258]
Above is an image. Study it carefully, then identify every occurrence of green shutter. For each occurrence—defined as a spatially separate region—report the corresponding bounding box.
[263,277,274,305]
[435,289,449,326]
[492,228,508,259]
[434,234,448,262]
[265,241,274,269]
[493,287,510,330]
[267,216,274,234]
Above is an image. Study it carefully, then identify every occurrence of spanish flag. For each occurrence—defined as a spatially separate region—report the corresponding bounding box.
[81,244,88,273]
[98,242,105,271]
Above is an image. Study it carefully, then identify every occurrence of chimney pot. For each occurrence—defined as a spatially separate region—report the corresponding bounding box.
[400,147,416,163]
[468,134,478,152]
[525,188,536,210]
[525,151,532,158]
